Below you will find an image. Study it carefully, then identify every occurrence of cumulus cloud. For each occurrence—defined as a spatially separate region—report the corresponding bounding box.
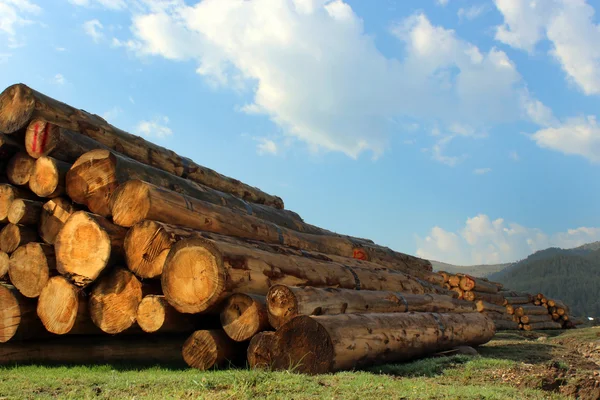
[416,214,600,264]
[532,115,600,163]
[0,0,41,45]
[494,0,600,95]
[102,0,542,160]
[83,19,104,42]
[68,0,126,10]
[473,167,491,175]
[254,137,278,156]
[458,5,488,21]
[135,116,173,139]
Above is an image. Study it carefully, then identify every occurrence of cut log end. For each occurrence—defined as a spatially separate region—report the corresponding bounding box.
[136,295,169,333]
[125,220,173,279]
[247,331,279,370]
[8,242,54,298]
[182,330,238,370]
[37,276,80,334]
[39,197,75,245]
[110,180,152,227]
[0,251,8,279]
[29,156,66,198]
[0,284,21,342]
[0,84,35,134]
[24,119,60,159]
[162,239,225,314]
[7,198,42,225]
[220,293,269,342]
[0,224,38,253]
[7,152,36,186]
[55,211,112,287]
[266,285,298,330]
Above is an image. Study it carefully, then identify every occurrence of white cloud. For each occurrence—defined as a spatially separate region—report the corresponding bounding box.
[0,0,41,46]
[254,137,278,156]
[458,5,488,21]
[416,214,600,264]
[532,115,600,163]
[102,106,122,122]
[431,135,464,166]
[108,2,538,160]
[52,73,66,85]
[509,150,519,161]
[68,0,126,10]
[437,0,449,6]
[135,116,173,139]
[83,19,104,42]
[55,46,66,52]
[473,167,491,175]
[494,0,600,95]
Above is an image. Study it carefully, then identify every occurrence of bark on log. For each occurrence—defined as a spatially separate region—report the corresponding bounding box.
[0,283,42,342]
[7,198,43,225]
[472,291,506,306]
[29,156,70,198]
[125,221,439,287]
[523,321,562,331]
[504,296,532,305]
[6,152,35,186]
[182,330,244,370]
[501,290,532,299]
[0,335,187,366]
[38,197,76,245]
[162,238,429,314]
[89,267,142,334]
[0,133,23,160]
[482,311,513,321]
[269,312,495,374]
[37,275,99,335]
[0,251,8,280]
[266,285,477,329]
[55,211,127,287]
[247,331,279,370]
[494,320,519,331]
[0,83,284,208]
[112,180,432,274]
[515,305,549,317]
[0,184,39,223]
[459,275,498,294]
[8,242,55,298]
[520,314,552,324]
[475,300,507,314]
[220,293,270,342]
[136,295,195,334]
[0,224,38,253]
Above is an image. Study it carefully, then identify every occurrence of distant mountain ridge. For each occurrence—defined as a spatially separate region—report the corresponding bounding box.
[429,260,511,278]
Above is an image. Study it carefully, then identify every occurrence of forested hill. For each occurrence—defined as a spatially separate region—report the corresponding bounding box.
[489,247,600,318]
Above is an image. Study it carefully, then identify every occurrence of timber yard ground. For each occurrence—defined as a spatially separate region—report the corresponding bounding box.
[0,328,598,400]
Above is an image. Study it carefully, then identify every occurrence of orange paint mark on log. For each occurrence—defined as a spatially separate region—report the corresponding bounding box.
[352,249,368,261]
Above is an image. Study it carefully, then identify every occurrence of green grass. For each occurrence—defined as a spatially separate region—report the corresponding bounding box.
[1,328,598,399]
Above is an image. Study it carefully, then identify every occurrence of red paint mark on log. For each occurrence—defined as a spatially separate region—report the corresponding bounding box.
[352,249,368,261]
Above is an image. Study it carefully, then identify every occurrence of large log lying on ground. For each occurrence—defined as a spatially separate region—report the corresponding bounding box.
[0,284,43,342]
[520,314,553,324]
[8,242,55,298]
[162,237,430,314]
[89,267,142,334]
[136,295,195,334]
[0,184,39,223]
[0,84,283,208]
[7,198,42,225]
[247,331,278,370]
[0,224,38,253]
[38,197,76,245]
[37,276,99,335]
[523,321,563,331]
[113,180,432,274]
[263,312,495,374]
[0,335,187,366]
[266,285,477,329]
[220,293,270,342]
[55,211,127,287]
[182,330,244,370]
[459,275,498,294]
[29,156,70,198]
[6,152,35,186]
[514,305,550,317]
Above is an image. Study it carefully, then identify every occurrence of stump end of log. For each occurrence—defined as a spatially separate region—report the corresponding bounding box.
[0,84,35,134]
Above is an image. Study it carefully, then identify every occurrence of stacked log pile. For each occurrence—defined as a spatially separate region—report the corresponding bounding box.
[0,83,572,372]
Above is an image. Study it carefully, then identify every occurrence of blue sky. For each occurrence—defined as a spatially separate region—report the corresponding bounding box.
[1,0,600,265]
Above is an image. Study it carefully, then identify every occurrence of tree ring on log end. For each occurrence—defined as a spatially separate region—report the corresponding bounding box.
[37,276,79,334]
[266,284,298,329]
[8,243,52,298]
[0,284,21,342]
[220,293,263,342]
[29,157,61,197]
[125,220,173,279]
[110,180,152,227]
[0,84,35,134]
[137,295,167,333]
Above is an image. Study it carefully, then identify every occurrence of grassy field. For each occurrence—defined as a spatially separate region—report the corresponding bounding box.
[0,328,598,400]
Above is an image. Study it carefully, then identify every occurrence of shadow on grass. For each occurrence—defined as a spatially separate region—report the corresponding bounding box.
[364,355,474,377]
[479,342,556,364]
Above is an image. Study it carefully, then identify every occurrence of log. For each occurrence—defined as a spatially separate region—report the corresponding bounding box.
[475,300,506,314]
[269,312,495,374]
[182,330,243,370]
[6,152,35,186]
[247,331,278,370]
[501,290,532,298]
[0,335,187,366]
[8,242,55,298]
[161,238,429,314]
[439,271,450,283]
[111,180,432,274]
[0,83,284,207]
[0,184,39,223]
[0,283,43,342]
[514,305,549,317]
[0,133,23,160]
[463,291,475,301]
[7,198,43,225]
[125,221,439,287]
[136,295,195,334]
[266,285,477,329]
[0,224,38,253]
[472,291,506,306]
[38,197,76,245]
[89,267,142,334]
[548,299,568,311]
[551,312,560,321]
[523,321,562,331]
[459,275,498,294]
[450,287,464,299]
[494,320,519,331]
[557,308,566,316]
[505,305,514,315]
[55,211,127,287]
[482,311,513,321]
[220,293,270,342]
[36,276,99,335]
[447,275,461,287]
[0,251,8,279]
[504,296,531,305]
[66,149,307,229]
[29,156,70,198]
[520,314,552,324]
[443,283,451,290]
